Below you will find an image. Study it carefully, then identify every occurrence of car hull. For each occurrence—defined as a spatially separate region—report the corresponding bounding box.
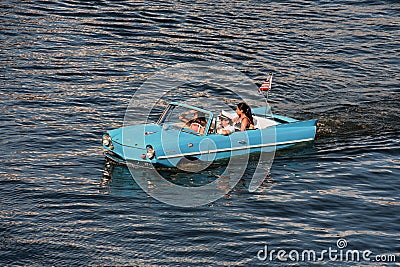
[102,104,317,168]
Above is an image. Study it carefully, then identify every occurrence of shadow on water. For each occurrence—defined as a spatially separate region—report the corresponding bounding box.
[100,159,228,194]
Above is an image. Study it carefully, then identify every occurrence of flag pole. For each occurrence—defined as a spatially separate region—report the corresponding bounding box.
[258,73,273,118]
[266,73,272,118]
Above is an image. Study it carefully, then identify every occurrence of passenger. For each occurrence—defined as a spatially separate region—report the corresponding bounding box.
[189,117,207,134]
[179,110,207,134]
[232,102,255,131]
[217,113,235,135]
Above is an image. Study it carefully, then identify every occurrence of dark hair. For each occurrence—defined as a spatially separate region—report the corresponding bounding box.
[194,117,207,127]
[237,102,254,126]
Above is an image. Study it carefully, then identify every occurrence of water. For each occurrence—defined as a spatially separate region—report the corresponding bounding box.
[1,0,399,266]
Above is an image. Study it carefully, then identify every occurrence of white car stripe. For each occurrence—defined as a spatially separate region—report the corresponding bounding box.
[157,138,314,160]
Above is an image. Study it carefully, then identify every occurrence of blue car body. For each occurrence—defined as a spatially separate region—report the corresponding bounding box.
[102,102,317,167]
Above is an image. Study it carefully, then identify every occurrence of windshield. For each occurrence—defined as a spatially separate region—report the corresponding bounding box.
[159,105,210,135]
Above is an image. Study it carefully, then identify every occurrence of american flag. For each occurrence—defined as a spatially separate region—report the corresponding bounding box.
[258,74,273,92]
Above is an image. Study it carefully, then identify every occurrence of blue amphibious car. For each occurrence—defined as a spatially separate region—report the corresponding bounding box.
[102,102,317,167]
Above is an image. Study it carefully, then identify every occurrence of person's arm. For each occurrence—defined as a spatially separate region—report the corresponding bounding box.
[179,115,189,123]
[217,128,231,135]
[179,110,197,123]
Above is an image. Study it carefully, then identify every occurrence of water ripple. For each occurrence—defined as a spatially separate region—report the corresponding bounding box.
[1,0,399,266]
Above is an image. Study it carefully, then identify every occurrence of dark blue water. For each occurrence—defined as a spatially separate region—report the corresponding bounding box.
[1,1,399,266]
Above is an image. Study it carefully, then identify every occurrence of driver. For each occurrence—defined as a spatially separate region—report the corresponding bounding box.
[189,117,207,134]
[217,113,234,135]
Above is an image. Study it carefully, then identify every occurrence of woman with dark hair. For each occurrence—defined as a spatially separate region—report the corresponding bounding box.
[233,102,254,131]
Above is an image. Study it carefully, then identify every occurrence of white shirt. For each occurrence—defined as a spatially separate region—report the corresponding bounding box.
[217,124,235,135]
